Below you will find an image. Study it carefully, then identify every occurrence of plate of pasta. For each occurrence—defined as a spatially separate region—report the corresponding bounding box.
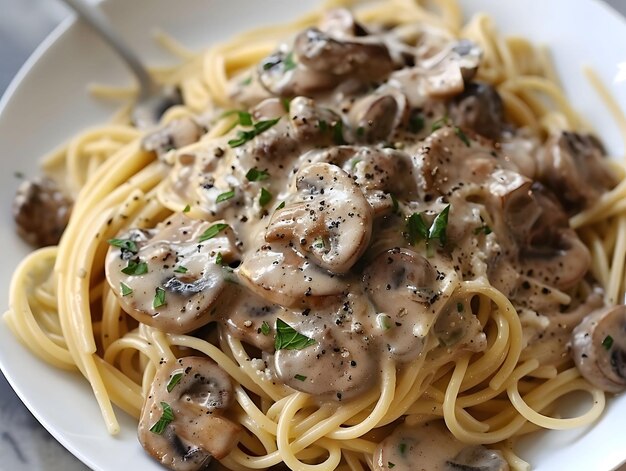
[1,0,626,470]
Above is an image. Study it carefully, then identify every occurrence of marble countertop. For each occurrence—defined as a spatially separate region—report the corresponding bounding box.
[0,0,625,469]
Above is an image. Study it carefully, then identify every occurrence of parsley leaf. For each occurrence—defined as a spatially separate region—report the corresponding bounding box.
[216,189,235,203]
[260,321,271,336]
[428,204,450,246]
[108,238,138,255]
[283,51,297,71]
[237,111,253,126]
[275,318,316,351]
[240,75,252,86]
[377,314,392,331]
[174,266,188,274]
[405,213,429,245]
[199,223,229,242]
[121,260,148,276]
[398,443,407,455]
[259,188,273,207]
[276,201,286,211]
[431,115,449,132]
[294,374,307,381]
[408,111,424,133]
[228,117,281,148]
[182,204,191,213]
[153,287,166,309]
[332,121,345,145]
[602,335,614,350]
[215,252,223,265]
[166,371,183,393]
[474,225,492,235]
[388,462,396,469]
[454,126,471,147]
[149,402,174,435]
[246,167,270,182]
[254,118,281,134]
[120,282,133,297]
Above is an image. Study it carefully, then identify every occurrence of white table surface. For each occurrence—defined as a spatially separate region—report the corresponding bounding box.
[0,0,625,469]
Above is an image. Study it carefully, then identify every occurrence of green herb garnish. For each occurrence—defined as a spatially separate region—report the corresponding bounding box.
[149,402,174,435]
[120,282,133,297]
[431,115,449,132]
[121,260,148,276]
[199,223,229,242]
[228,117,281,148]
[259,188,273,207]
[275,318,316,351]
[332,121,345,145]
[474,225,492,235]
[602,335,614,350]
[276,201,286,211]
[428,205,450,246]
[283,51,297,71]
[260,321,271,336]
[408,112,424,133]
[378,314,392,331]
[166,372,183,393]
[246,167,270,182]
[294,374,307,381]
[215,252,223,265]
[454,126,471,147]
[153,287,166,309]
[108,238,138,255]
[183,204,191,213]
[174,266,188,274]
[216,189,235,203]
[405,213,429,245]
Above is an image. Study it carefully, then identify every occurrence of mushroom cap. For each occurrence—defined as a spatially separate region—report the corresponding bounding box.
[105,214,239,334]
[572,305,626,393]
[266,162,373,274]
[138,356,240,470]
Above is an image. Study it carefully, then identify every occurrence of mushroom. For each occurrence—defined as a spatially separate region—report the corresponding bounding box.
[265,162,373,274]
[258,20,394,97]
[433,298,487,353]
[105,214,240,333]
[13,177,73,247]
[239,240,348,308]
[390,40,482,106]
[362,248,459,362]
[571,305,626,393]
[374,420,508,471]
[288,96,342,146]
[348,85,408,143]
[496,181,590,291]
[536,131,618,213]
[138,356,241,470]
[448,82,505,140]
[273,297,379,401]
[142,117,205,159]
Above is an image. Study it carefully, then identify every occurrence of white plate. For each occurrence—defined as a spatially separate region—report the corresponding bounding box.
[1,0,625,469]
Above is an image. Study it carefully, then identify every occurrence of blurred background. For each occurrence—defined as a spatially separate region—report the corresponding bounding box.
[0,0,624,469]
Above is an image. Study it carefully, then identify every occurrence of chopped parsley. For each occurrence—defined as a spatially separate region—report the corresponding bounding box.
[457,302,464,313]
[107,238,138,255]
[398,443,407,455]
[408,111,424,133]
[121,260,148,276]
[216,189,235,203]
[431,115,449,132]
[215,252,223,265]
[377,314,392,331]
[182,204,191,213]
[153,287,166,309]
[259,188,273,207]
[260,320,271,336]
[405,205,451,254]
[228,117,281,148]
[173,266,188,274]
[120,282,133,297]
[149,402,174,435]
[602,335,614,350]
[199,223,229,242]
[281,97,292,112]
[274,318,316,351]
[166,372,183,393]
[246,167,270,182]
[313,237,325,249]
[356,126,365,137]
[240,75,252,86]
[388,463,396,469]
[283,51,297,71]
[405,213,429,245]
[275,201,286,211]
[428,205,450,246]
[332,120,345,145]
[454,126,471,146]
[318,119,328,132]
[390,194,400,215]
[294,374,307,381]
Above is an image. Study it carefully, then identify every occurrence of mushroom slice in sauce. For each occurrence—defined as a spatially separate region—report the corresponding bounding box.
[571,305,626,393]
[266,162,373,274]
[105,214,239,334]
[536,131,618,213]
[273,296,378,401]
[448,82,505,140]
[363,248,459,362]
[348,85,408,143]
[138,356,241,470]
[374,420,508,471]
[142,117,205,159]
[239,240,347,309]
[13,177,73,247]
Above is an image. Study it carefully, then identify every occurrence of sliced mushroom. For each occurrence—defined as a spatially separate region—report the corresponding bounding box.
[348,85,408,143]
[288,96,342,146]
[433,298,487,353]
[105,214,240,333]
[374,420,508,471]
[13,177,73,247]
[363,248,459,362]
[266,162,373,274]
[239,240,347,308]
[536,131,618,213]
[138,356,241,471]
[273,297,379,401]
[571,305,626,393]
[449,82,505,140]
[142,117,205,159]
